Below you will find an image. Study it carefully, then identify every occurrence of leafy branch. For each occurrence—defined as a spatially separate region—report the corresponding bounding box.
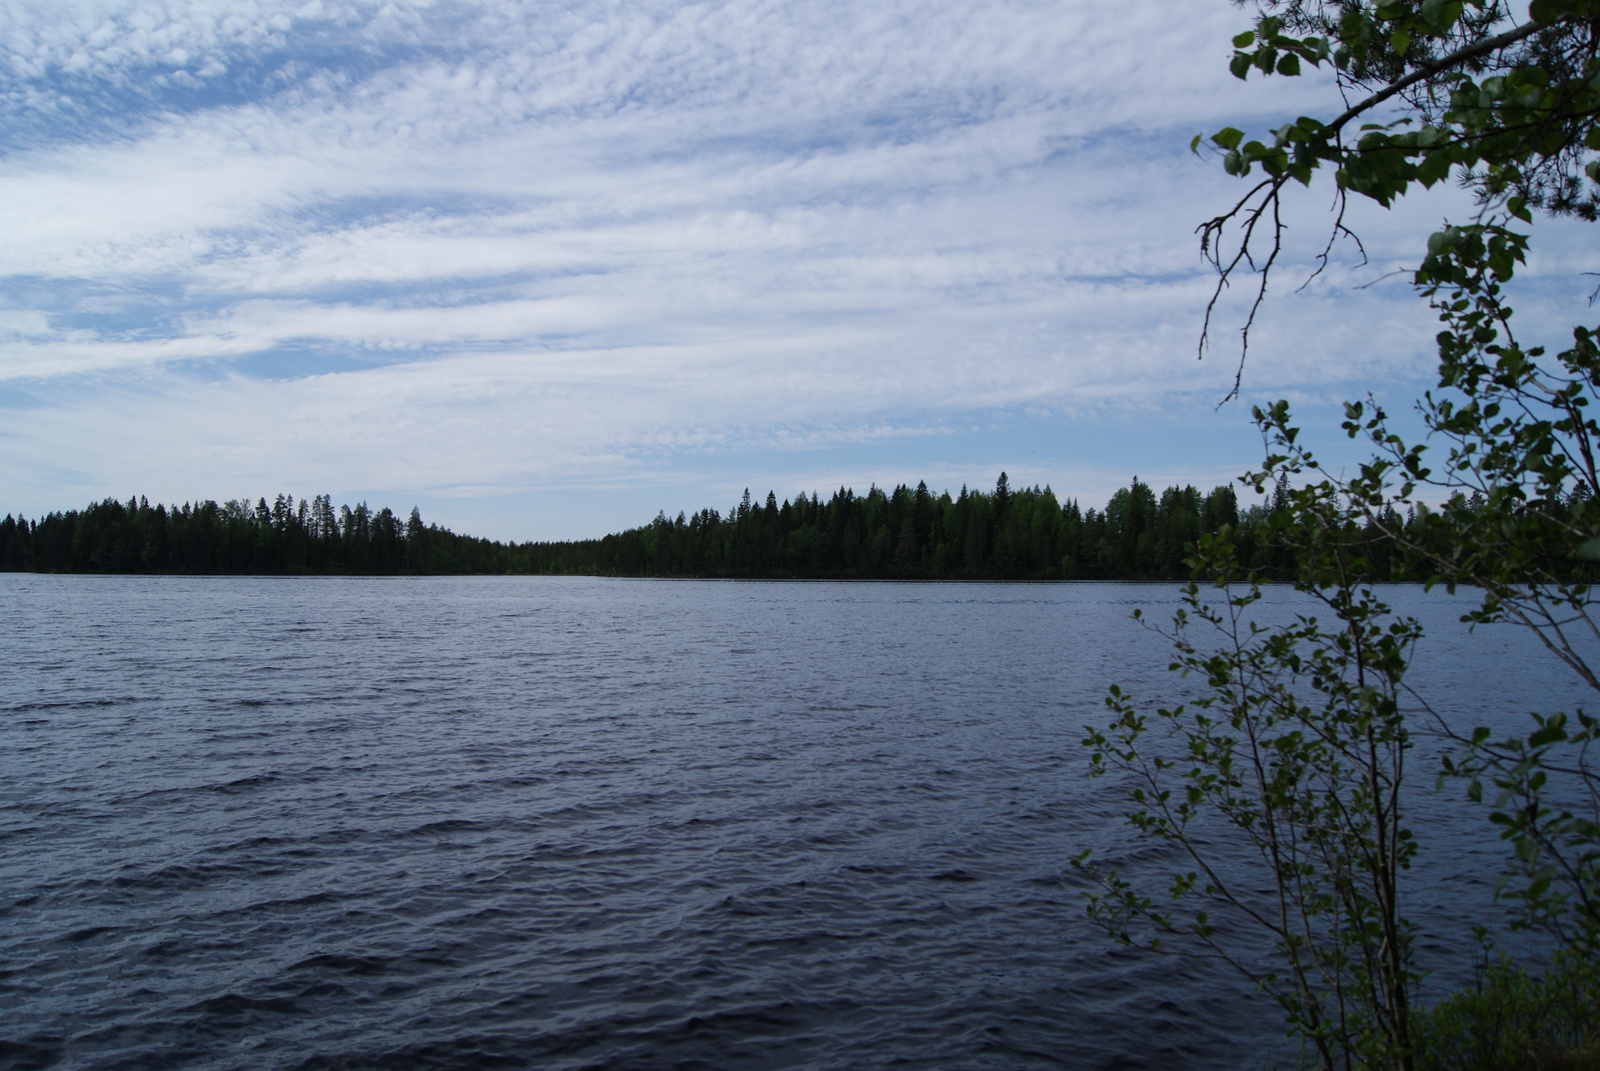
[1194,1,1599,399]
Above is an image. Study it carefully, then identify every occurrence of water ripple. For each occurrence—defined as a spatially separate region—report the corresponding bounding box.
[1,576,1584,1070]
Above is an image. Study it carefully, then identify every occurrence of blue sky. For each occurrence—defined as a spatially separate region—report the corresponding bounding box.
[2,0,1586,540]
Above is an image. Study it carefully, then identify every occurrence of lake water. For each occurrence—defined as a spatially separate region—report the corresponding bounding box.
[2,576,1590,1070]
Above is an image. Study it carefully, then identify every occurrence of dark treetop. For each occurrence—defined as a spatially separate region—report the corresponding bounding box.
[0,473,1506,580]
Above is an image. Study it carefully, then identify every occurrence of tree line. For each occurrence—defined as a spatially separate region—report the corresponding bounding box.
[0,473,1498,580]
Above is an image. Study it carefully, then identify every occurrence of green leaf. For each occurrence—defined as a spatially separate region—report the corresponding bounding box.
[1390,29,1411,55]
[1277,53,1301,77]
[1419,152,1453,187]
[1530,722,1569,748]
[1212,127,1246,151]
[1528,0,1578,24]
[1528,0,1557,23]
[1230,52,1252,80]
[1232,30,1256,48]
[1421,0,1464,30]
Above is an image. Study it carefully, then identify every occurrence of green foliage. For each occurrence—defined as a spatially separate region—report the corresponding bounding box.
[1442,710,1600,956]
[1078,514,1425,1069]
[1214,0,1600,214]
[1411,944,1600,1070]
[0,494,558,576]
[1195,0,1600,395]
[1208,376,1600,1063]
[1246,215,1600,955]
[0,472,1554,581]
[0,476,1276,580]
[1085,1,1600,1067]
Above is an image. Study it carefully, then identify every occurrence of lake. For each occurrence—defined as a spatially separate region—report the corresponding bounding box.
[2,576,1588,1070]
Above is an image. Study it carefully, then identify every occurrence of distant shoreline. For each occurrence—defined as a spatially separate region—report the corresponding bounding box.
[0,472,1436,582]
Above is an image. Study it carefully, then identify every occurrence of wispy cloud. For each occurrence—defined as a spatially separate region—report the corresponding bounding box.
[0,0,1518,534]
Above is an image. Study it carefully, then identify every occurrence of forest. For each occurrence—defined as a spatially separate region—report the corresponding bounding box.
[0,472,1478,581]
